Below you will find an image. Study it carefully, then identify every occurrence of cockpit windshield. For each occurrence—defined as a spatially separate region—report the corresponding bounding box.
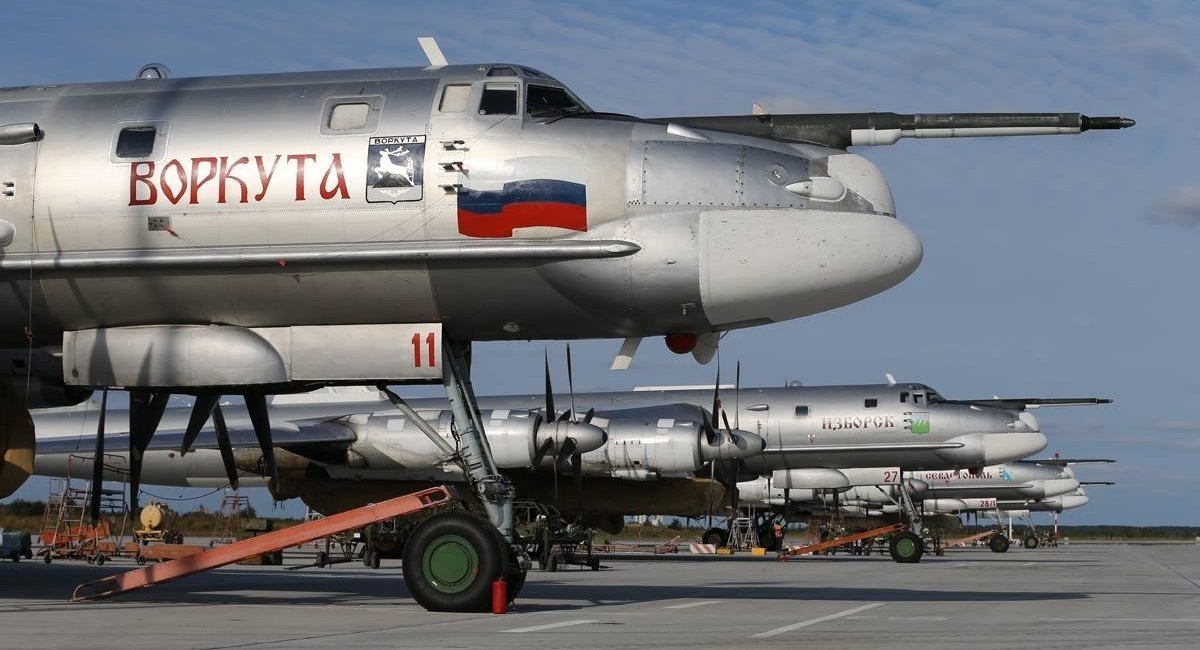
[926,389,945,404]
[526,84,590,119]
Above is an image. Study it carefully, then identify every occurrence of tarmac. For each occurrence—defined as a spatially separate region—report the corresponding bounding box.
[1,543,1197,649]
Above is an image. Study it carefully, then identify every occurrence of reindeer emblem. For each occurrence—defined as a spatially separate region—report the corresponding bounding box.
[373,146,415,187]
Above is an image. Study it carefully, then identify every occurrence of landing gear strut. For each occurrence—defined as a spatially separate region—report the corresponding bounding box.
[879,480,927,563]
[384,339,526,612]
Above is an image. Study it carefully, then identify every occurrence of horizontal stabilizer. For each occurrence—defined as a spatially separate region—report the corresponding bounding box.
[1079,481,1116,486]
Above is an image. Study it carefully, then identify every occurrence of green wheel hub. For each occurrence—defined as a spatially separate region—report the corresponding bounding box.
[422,534,480,594]
[895,537,917,558]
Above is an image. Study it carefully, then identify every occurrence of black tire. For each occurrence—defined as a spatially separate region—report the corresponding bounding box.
[989,534,1010,553]
[1023,535,1039,549]
[589,557,600,571]
[136,555,147,566]
[43,553,52,565]
[702,527,729,547]
[548,555,559,572]
[316,551,329,568]
[402,511,506,613]
[11,554,19,563]
[95,555,105,566]
[369,550,381,569]
[888,532,924,564]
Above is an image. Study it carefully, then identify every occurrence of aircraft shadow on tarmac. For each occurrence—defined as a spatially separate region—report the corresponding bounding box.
[1,563,1088,613]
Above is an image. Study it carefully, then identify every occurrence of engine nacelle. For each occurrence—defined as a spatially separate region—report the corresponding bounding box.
[582,417,705,477]
[0,348,92,408]
[346,409,544,470]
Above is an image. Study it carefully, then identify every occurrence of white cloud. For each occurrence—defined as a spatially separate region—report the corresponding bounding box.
[1146,186,1200,228]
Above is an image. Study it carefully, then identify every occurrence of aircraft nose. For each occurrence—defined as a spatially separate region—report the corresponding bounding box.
[699,209,923,328]
[982,431,1047,465]
[935,431,1046,466]
[1059,494,1089,510]
[1041,478,1081,498]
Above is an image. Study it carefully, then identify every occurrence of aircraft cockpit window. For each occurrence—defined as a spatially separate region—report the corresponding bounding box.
[526,84,589,119]
[926,390,945,404]
[439,85,471,112]
[487,66,518,77]
[864,398,878,408]
[328,102,370,130]
[900,392,909,403]
[480,83,518,115]
[794,405,809,417]
[520,67,548,78]
[115,126,156,158]
[913,393,925,406]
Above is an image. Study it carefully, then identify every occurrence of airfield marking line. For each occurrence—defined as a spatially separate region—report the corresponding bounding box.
[751,603,884,638]
[502,619,598,633]
[664,600,721,609]
[1041,623,1200,628]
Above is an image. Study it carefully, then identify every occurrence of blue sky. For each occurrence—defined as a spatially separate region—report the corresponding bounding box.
[4,1,1196,525]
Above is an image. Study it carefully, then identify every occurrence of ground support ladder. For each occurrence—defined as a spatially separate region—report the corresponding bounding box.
[777,523,904,561]
[71,486,458,601]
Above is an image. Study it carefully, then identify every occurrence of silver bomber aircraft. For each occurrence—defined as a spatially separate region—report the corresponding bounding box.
[34,382,1105,525]
[0,39,1132,610]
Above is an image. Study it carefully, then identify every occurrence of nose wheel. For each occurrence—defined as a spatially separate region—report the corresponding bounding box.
[989,533,1010,553]
[403,511,513,612]
[888,531,924,563]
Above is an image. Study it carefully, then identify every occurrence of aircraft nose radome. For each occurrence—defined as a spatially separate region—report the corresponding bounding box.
[1059,494,1089,510]
[982,431,1048,465]
[699,210,923,328]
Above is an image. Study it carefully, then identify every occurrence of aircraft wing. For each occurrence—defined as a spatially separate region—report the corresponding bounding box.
[648,112,1134,149]
[36,418,356,455]
[945,397,1112,410]
[591,403,712,423]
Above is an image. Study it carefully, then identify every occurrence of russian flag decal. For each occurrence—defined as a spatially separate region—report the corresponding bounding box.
[457,179,587,238]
